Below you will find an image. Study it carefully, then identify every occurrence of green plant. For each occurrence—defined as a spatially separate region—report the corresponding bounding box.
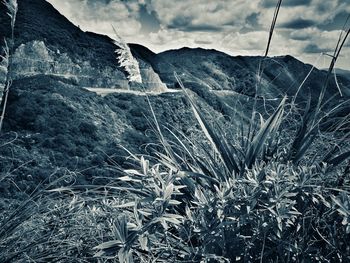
[90,63,349,262]
[96,158,348,262]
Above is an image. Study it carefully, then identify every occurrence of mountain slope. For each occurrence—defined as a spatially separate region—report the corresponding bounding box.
[1,0,120,68]
[0,0,167,89]
[150,47,350,100]
[129,45,350,124]
[335,68,350,81]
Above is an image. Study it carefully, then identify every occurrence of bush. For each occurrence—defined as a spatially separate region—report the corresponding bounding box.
[92,155,350,262]
[2,86,349,262]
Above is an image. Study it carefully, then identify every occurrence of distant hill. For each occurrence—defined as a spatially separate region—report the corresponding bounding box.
[130,45,350,100]
[334,68,350,81]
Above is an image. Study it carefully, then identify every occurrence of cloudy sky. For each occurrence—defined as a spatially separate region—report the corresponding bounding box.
[47,0,350,69]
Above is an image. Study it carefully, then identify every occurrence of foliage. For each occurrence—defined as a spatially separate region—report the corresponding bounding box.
[92,154,350,262]
[5,66,343,261]
[112,26,142,83]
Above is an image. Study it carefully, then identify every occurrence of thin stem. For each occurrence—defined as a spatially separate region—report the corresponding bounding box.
[251,0,283,140]
[0,0,18,132]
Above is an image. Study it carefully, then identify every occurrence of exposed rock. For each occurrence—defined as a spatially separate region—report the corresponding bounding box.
[137,58,167,92]
[11,40,130,88]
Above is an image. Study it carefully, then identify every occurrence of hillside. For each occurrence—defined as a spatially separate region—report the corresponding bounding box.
[334,68,350,81]
[130,45,350,99]
[0,0,167,90]
[0,75,199,196]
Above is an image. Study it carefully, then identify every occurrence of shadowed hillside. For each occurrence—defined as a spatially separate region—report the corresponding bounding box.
[130,45,350,100]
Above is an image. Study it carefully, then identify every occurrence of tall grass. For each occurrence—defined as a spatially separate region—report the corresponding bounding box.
[0,0,18,132]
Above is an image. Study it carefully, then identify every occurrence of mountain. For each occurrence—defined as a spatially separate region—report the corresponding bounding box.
[1,0,349,197]
[129,45,350,125]
[0,0,126,88]
[334,68,350,81]
[130,45,350,100]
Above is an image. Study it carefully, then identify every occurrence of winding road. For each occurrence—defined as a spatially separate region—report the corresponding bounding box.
[84,87,181,96]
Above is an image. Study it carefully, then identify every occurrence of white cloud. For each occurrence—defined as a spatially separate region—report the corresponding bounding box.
[47,0,142,38]
[46,0,350,69]
[148,0,260,30]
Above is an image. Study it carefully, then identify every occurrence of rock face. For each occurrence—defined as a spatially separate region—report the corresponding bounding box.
[129,43,168,91]
[137,58,167,92]
[11,40,129,88]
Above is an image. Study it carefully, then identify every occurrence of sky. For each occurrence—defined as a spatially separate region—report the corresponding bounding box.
[46,0,350,69]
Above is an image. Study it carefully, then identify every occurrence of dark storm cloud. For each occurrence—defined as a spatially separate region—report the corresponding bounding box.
[139,4,161,33]
[239,12,263,33]
[167,15,193,29]
[168,23,222,32]
[290,35,309,41]
[86,0,113,5]
[182,25,223,32]
[280,18,315,29]
[261,0,312,8]
[289,31,311,41]
[317,11,350,31]
[315,1,339,14]
[303,43,330,53]
[166,14,222,32]
[246,13,260,27]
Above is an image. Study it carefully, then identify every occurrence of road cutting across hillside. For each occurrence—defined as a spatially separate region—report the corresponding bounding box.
[84,87,181,96]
